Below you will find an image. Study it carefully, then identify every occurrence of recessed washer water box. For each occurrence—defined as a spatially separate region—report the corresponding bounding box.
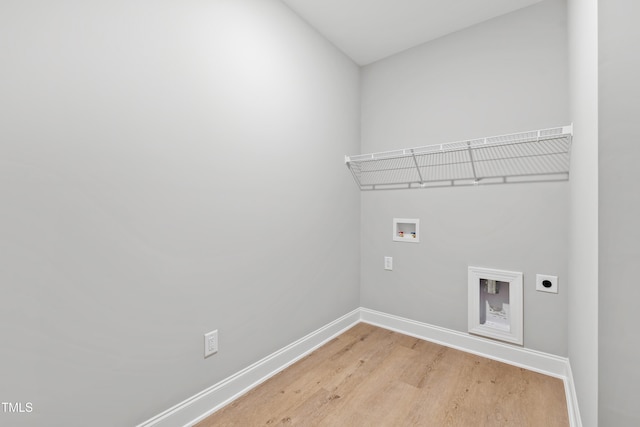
[468,266,523,345]
[393,218,419,242]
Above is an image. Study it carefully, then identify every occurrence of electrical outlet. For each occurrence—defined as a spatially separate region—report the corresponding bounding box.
[536,274,558,294]
[384,256,393,271]
[204,330,218,358]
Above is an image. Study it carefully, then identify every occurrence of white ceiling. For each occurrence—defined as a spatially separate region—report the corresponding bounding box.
[281,0,544,65]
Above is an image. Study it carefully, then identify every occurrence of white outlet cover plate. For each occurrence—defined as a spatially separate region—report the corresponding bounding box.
[536,274,558,293]
[384,256,393,271]
[204,330,218,358]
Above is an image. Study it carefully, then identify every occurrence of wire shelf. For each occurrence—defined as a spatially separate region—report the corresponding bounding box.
[345,125,572,190]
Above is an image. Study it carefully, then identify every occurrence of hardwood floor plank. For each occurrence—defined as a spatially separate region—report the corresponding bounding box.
[319,344,418,425]
[195,324,569,426]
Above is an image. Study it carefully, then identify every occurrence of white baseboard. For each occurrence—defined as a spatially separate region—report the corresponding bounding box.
[137,307,581,427]
[564,360,583,427]
[135,308,361,427]
[359,308,581,427]
[360,308,567,378]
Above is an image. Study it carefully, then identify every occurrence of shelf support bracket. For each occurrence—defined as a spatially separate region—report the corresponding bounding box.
[410,149,424,184]
[466,142,479,183]
[345,161,363,190]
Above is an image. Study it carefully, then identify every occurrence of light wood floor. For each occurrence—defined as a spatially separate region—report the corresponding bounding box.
[196,323,569,426]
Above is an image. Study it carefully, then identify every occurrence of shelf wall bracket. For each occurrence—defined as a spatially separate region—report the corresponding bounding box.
[410,149,424,185]
[466,141,479,184]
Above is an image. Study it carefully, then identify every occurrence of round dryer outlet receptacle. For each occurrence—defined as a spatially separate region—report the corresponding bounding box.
[536,274,558,294]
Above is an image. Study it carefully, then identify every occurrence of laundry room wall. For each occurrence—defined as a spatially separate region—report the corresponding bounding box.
[359,0,570,356]
[0,0,360,425]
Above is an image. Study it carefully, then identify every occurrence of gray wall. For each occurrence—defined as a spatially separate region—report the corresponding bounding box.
[567,0,599,425]
[599,1,640,425]
[0,1,360,426]
[360,0,570,356]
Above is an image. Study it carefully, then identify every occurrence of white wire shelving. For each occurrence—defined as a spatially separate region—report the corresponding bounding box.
[345,125,573,191]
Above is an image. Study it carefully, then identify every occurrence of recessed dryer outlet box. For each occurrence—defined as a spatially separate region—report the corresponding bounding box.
[536,274,558,294]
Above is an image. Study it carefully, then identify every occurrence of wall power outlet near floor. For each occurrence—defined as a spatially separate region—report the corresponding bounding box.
[204,330,218,358]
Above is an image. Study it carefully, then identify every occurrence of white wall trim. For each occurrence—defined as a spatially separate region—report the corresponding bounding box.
[564,360,583,427]
[135,308,361,427]
[360,308,566,377]
[137,307,581,427]
[360,308,581,427]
